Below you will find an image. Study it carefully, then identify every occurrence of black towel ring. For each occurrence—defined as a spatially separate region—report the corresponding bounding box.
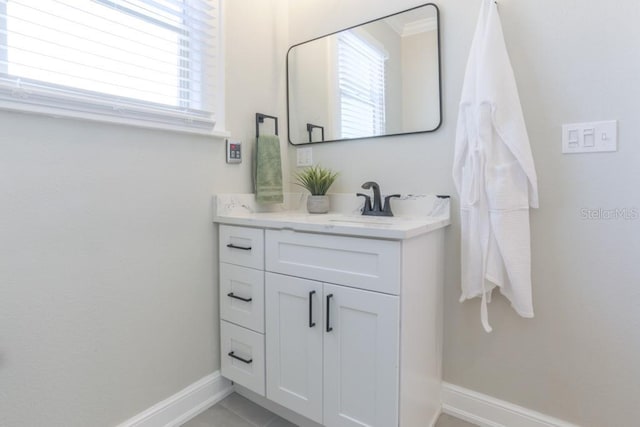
[256,113,278,137]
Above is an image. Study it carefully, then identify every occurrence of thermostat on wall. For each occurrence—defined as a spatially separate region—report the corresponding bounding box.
[226,139,242,164]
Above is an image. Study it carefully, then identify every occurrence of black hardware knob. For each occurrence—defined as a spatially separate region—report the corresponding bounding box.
[383,194,401,216]
[357,193,372,213]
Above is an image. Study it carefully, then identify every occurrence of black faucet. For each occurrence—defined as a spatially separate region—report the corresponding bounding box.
[357,181,400,217]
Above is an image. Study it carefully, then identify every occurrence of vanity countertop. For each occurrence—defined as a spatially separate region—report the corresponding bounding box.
[213,193,450,240]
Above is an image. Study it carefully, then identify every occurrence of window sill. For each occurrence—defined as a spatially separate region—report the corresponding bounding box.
[0,91,229,138]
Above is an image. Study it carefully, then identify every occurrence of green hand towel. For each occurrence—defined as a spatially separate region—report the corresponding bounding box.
[254,134,284,204]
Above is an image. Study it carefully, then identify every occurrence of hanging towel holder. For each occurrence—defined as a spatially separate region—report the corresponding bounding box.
[256,113,279,137]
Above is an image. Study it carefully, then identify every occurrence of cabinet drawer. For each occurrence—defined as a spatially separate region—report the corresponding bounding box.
[221,321,265,396]
[220,263,265,333]
[265,230,401,295]
[219,225,264,270]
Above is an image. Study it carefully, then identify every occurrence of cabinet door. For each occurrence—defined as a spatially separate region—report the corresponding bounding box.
[323,284,400,427]
[265,273,323,423]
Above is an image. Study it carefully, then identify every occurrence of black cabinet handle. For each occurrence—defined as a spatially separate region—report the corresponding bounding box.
[228,351,252,364]
[227,292,252,302]
[309,290,316,328]
[226,243,252,251]
[326,293,334,332]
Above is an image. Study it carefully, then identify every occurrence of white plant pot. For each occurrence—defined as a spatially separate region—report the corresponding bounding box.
[307,195,330,214]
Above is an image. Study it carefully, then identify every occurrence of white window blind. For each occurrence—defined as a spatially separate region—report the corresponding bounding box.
[0,0,220,134]
[337,30,386,139]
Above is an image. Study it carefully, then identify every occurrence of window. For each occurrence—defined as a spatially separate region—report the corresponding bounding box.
[0,0,221,134]
[337,30,386,139]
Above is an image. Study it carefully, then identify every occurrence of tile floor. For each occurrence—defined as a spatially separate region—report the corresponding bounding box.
[182,392,476,427]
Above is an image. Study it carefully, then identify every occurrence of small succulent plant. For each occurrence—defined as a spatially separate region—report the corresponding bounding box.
[294,165,339,196]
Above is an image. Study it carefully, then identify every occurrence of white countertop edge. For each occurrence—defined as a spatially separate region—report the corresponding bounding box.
[213,214,450,240]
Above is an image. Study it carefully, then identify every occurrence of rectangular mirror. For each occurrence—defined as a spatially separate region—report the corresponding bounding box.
[287,3,441,145]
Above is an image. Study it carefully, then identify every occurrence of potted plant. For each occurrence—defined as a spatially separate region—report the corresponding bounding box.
[294,165,339,214]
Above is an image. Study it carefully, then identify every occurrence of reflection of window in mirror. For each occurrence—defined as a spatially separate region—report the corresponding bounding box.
[336,30,387,139]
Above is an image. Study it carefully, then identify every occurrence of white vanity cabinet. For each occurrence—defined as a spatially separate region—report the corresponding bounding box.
[219,225,266,396]
[217,220,445,427]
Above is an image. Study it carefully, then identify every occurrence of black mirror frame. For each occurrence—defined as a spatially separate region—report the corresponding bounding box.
[286,3,442,146]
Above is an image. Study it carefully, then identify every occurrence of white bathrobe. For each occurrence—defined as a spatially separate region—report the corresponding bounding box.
[453,0,539,332]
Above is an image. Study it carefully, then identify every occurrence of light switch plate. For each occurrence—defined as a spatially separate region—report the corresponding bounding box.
[296,147,313,166]
[562,120,617,154]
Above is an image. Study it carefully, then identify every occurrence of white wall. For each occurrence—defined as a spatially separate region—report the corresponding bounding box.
[287,1,640,426]
[0,115,224,427]
[225,0,289,188]
[0,0,288,425]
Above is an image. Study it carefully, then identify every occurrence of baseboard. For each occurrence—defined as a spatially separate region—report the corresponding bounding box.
[441,383,580,427]
[117,375,581,427]
[117,371,234,427]
[428,407,442,427]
